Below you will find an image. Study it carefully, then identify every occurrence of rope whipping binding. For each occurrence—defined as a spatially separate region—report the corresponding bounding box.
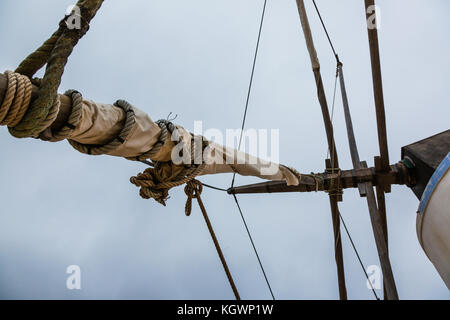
[228,0,275,300]
[312,0,379,299]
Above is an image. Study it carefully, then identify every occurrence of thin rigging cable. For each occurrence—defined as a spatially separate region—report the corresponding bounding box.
[202,183,228,192]
[312,0,339,63]
[233,194,275,300]
[326,67,339,160]
[227,0,275,300]
[339,211,380,300]
[231,0,268,188]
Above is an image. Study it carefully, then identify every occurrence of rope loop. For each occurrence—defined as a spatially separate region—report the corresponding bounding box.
[39,89,84,141]
[0,71,32,127]
[129,126,208,206]
[184,179,203,216]
[130,160,206,206]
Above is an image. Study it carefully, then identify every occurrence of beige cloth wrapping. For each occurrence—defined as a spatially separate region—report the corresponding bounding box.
[68,99,300,185]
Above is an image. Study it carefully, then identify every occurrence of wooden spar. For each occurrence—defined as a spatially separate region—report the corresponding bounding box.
[0,72,72,133]
[338,61,394,298]
[361,161,398,299]
[376,184,389,298]
[227,162,411,195]
[364,0,398,298]
[365,0,390,174]
[364,180,398,298]
[296,0,347,299]
[329,195,346,299]
[337,64,366,197]
[325,158,347,300]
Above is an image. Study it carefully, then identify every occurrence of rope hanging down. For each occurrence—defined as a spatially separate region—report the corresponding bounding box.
[185,180,241,300]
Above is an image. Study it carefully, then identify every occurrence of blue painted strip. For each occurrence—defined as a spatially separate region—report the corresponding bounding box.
[418,152,450,215]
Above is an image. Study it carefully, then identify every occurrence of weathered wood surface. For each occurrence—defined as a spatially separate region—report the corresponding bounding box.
[365,0,390,173]
[228,163,410,195]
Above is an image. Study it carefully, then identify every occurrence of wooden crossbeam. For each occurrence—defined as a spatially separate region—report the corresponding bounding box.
[227,162,411,195]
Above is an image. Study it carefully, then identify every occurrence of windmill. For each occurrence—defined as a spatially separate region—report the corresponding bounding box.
[0,0,448,300]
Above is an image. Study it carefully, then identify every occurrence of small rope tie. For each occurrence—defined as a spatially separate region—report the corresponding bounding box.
[184,179,203,216]
[327,167,343,197]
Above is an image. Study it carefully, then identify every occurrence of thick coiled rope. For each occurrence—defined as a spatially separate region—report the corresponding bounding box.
[0,71,32,127]
[39,89,84,142]
[8,0,104,138]
[0,71,60,138]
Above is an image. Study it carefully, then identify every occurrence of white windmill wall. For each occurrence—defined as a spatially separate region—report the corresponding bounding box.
[417,153,450,289]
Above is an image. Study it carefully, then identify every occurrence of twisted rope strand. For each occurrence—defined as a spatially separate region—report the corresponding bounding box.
[10,0,104,138]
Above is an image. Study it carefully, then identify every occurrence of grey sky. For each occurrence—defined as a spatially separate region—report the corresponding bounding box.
[0,0,449,299]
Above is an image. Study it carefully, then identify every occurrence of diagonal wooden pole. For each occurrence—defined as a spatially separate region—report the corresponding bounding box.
[295,0,347,300]
[338,58,397,299]
[364,0,390,173]
[337,64,366,197]
[364,0,397,298]
[337,61,398,299]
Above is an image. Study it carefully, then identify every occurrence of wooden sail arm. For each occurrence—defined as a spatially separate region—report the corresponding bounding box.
[0,71,302,185]
[365,0,390,174]
[228,162,414,195]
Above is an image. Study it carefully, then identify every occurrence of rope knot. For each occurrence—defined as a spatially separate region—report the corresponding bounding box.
[129,167,169,206]
[130,160,206,207]
[184,180,203,216]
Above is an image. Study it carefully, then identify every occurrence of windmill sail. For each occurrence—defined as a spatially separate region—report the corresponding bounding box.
[60,97,301,185]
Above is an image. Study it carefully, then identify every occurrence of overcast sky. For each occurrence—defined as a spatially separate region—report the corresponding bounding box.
[0,0,449,299]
